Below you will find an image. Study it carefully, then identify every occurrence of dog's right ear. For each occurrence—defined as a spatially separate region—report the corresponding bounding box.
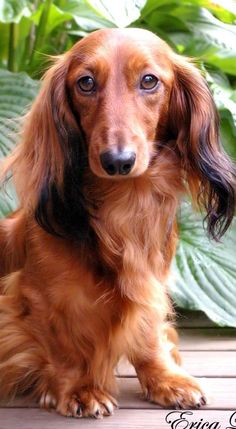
[168,55,236,239]
[2,56,76,207]
[1,56,91,241]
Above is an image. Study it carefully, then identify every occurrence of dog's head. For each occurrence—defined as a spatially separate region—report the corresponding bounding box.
[9,28,235,240]
[66,29,175,179]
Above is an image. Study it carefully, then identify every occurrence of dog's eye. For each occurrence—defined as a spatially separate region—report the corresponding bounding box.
[77,76,96,93]
[140,74,159,90]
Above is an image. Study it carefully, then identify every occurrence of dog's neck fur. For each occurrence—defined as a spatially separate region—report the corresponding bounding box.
[84,149,184,303]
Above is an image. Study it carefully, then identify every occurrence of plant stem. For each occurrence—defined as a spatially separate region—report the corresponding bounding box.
[20,0,39,73]
[8,23,17,72]
[29,0,53,66]
[20,22,36,72]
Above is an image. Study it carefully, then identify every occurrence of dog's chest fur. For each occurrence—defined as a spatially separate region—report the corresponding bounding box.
[89,168,181,286]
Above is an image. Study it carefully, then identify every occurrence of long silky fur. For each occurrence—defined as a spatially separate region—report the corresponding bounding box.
[168,56,236,239]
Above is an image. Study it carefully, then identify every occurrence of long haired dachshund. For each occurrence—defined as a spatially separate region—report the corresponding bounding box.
[0,28,235,418]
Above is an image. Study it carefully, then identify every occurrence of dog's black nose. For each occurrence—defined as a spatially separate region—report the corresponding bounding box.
[100,150,136,176]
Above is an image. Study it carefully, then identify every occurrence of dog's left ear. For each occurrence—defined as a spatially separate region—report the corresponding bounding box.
[168,55,235,239]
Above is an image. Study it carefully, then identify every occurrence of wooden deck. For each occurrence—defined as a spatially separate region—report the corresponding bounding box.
[0,311,236,428]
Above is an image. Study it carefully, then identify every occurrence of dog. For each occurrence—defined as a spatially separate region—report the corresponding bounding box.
[0,28,235,418]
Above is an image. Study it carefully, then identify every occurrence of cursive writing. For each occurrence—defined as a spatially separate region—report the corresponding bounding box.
[165,410,236,429]
[226,411,236,429]
[165,411,221,429]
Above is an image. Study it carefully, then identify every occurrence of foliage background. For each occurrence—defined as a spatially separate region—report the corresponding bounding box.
[0,0,236,326]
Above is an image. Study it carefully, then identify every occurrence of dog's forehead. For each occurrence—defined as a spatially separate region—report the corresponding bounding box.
[70,28,174,81]
[79,28,168,46]
[74,28,171,56]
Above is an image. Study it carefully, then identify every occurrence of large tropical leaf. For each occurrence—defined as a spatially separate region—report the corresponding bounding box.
[30,3,72,35]
[171,202,236,327]
[206,70,236,131]
[61,0,114,31]
[192,0,236,24]
[0,181,17,217]
[0,69,39,157]
[0,69,39,214]
[58,0,146,31]
[85,0,146,27]
[175,7,236,75]
[139,2,236,75]
[220,113,236,161]
[0,0,31,23]
[203,69,236,160]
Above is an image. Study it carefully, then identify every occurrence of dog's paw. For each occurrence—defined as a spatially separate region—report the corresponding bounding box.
[55,388,118,418]
[144,373,208,409]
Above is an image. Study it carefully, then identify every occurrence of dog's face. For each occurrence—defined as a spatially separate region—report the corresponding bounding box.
[13,28,234,241]
[67,29,174,179]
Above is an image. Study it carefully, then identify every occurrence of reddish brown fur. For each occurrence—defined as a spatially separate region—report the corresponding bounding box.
[0,28,234,417]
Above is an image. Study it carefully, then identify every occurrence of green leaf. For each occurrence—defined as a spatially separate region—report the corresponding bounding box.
[85,0,146,27]
[140,3,236,75]
[140,0,180,19]
[0,69,39,215]
[31,3,72,35]
[59,0,115,30]
[203,68,236,159]
[59,0,146,30]
[172,7,236,74]
[220,112,236,161]
[0,181,18,217]
[0,0,31,23]
[0,69,39,157]
[171,202,236,327]
[192,0,236,24]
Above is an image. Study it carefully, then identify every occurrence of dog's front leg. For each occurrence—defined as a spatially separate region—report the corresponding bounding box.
[129,318,208,409]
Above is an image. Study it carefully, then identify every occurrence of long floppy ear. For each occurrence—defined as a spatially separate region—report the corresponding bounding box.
[1,56,91,241]
[168,55,236,240]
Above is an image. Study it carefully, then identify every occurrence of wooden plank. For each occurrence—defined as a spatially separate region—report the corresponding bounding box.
[0,409,233,429]
[117,377,236,410]
[179,328,236,351]
[181,351,236,377]
[117,351,236,377]
[1,377,235,410]
[0,409,232,429]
